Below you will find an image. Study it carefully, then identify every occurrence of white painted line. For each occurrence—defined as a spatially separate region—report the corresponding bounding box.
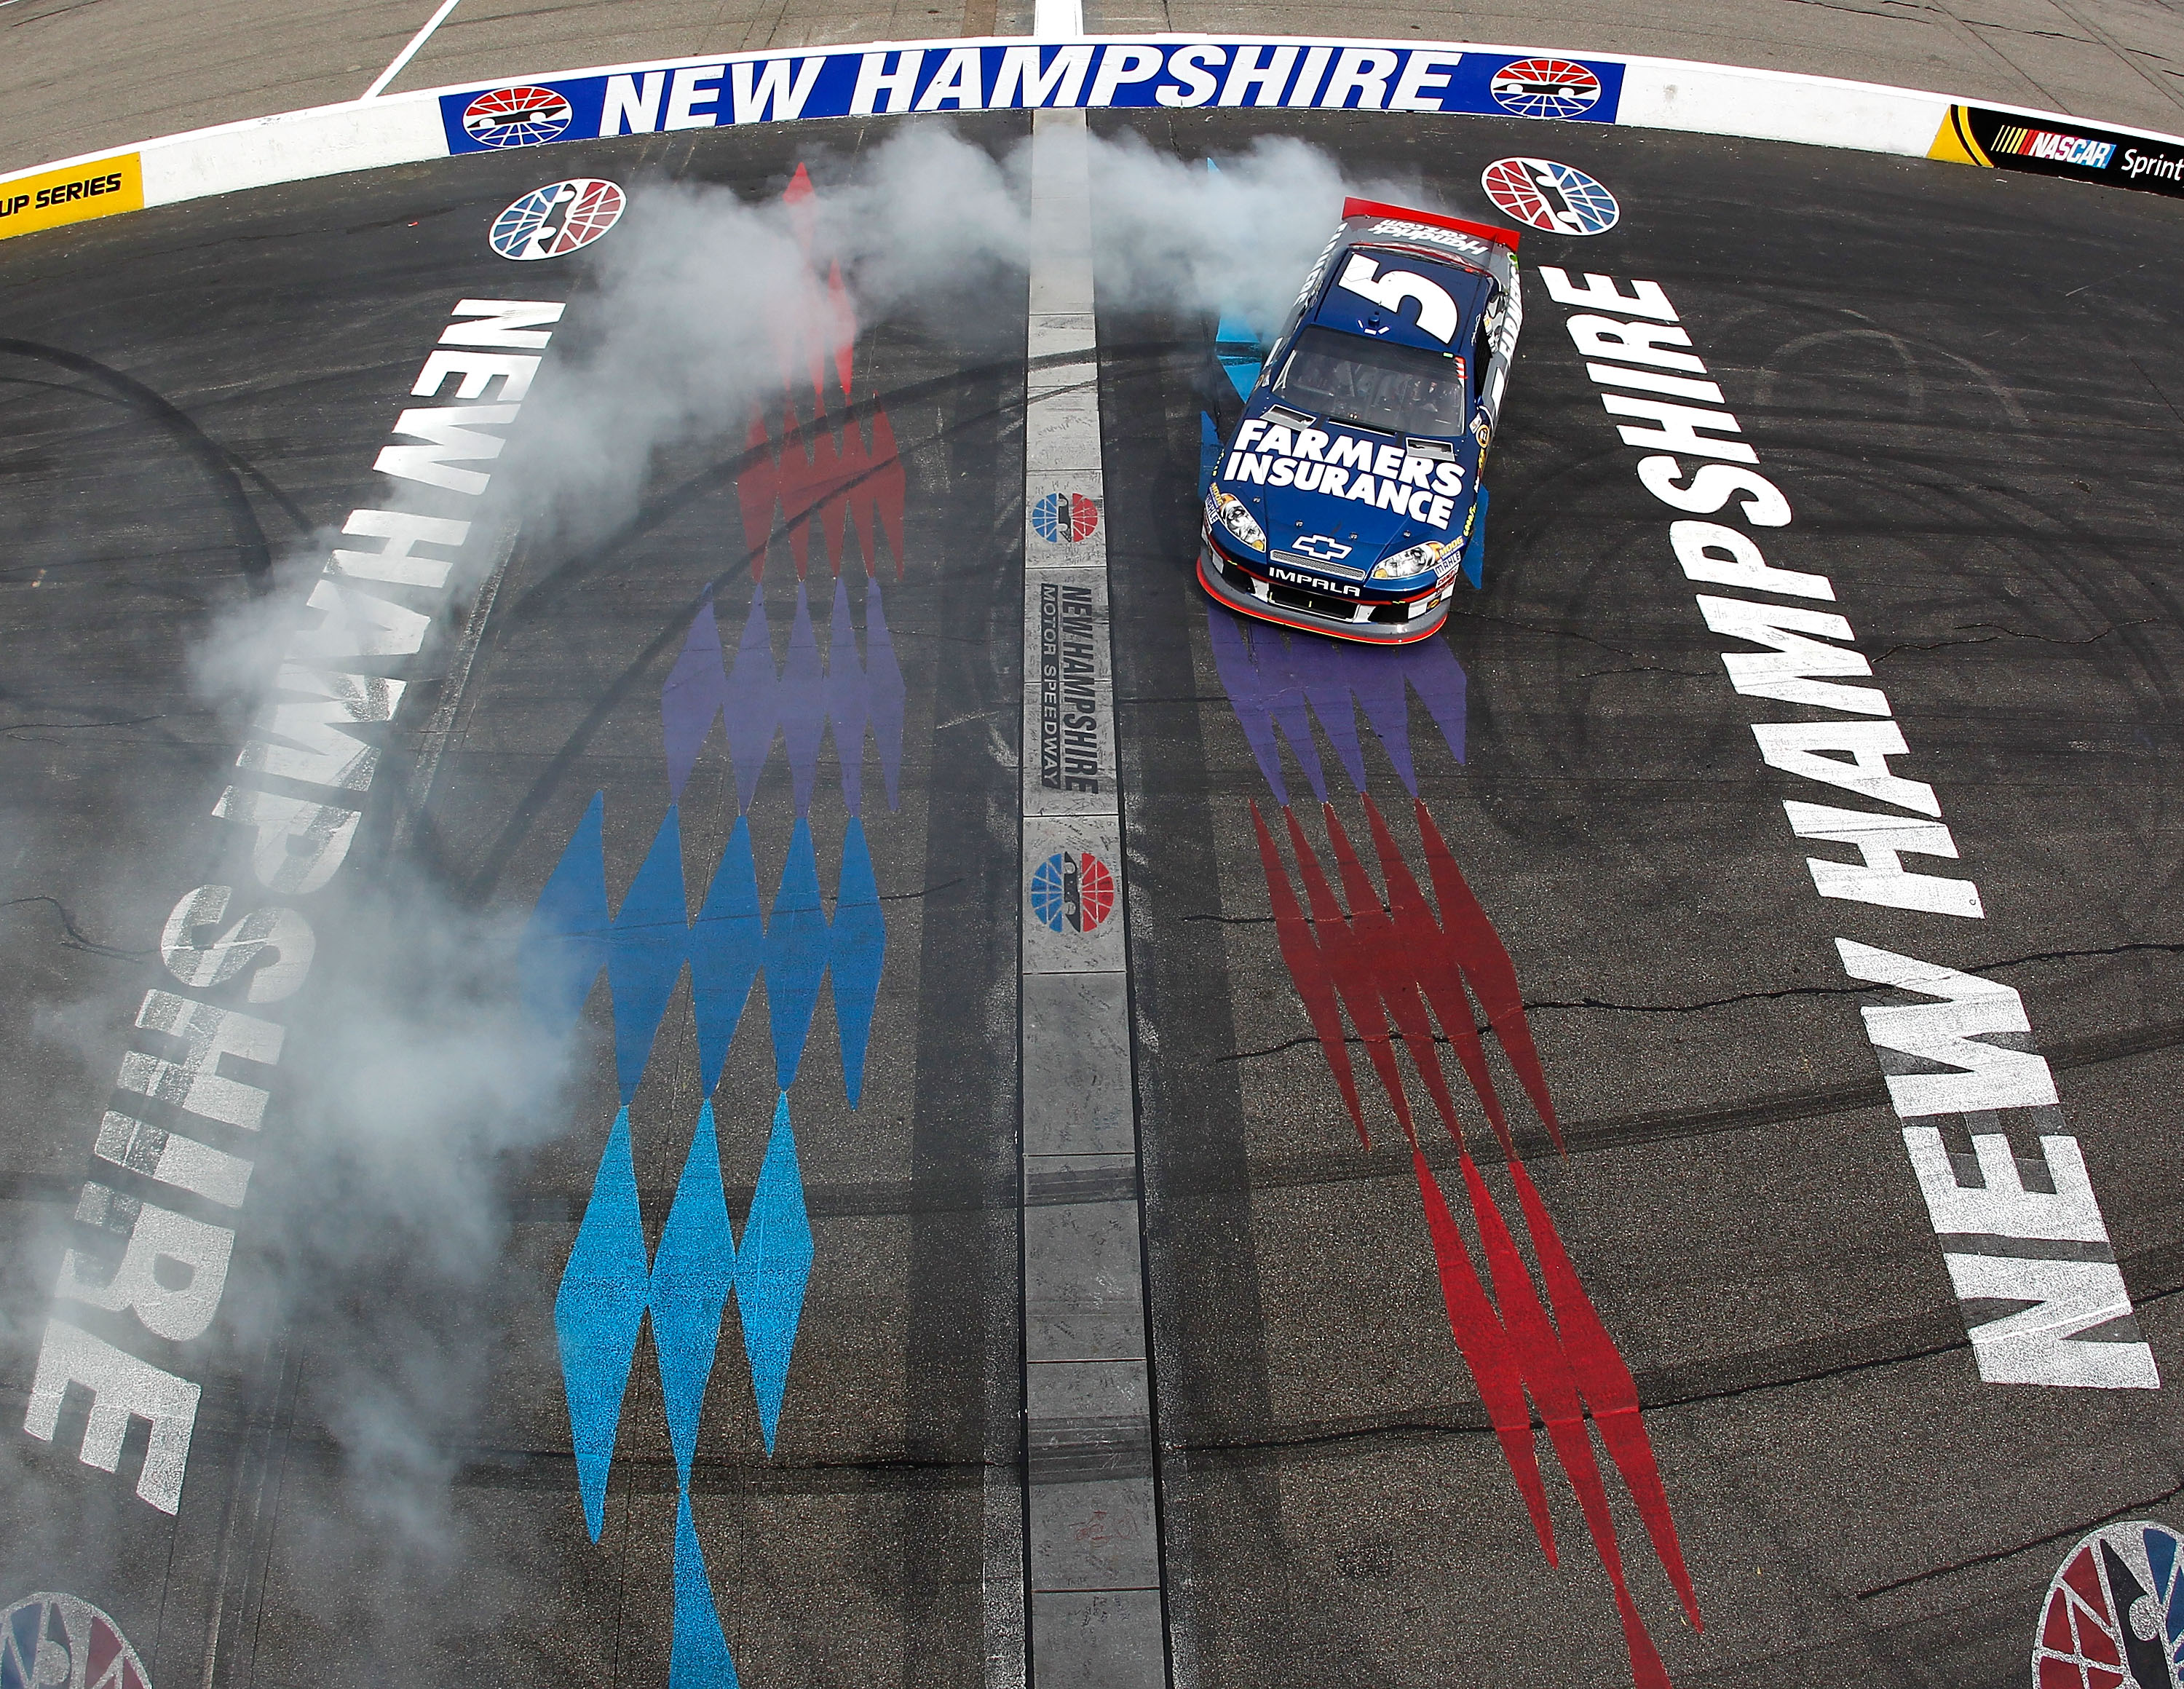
[361,0,462,100]
[1032,0,1085,39]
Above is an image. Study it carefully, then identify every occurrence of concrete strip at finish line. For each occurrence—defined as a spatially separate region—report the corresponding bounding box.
[5,31,2184,248]
[1016,101,1170,1687]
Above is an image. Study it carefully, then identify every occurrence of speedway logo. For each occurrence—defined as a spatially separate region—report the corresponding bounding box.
[462,85,575,146]
[1489,57,1602,119]
[1483,156,1621,235]
[0,1594,149,1689]
[489,178,625,260]
[1992,124,2116,167]
[1031,489,1099,544]
[2033,1521,2184,1686]
[1222,416,1467,529]
[1031,849,1115,934]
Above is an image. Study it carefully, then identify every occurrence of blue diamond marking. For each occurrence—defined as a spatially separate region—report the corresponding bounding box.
[690,817,762,1095]
[763,819,829,1092]
[670,1490,742,1689]
[1214,312,1262,399]
[520,791,609,1039]
[737,1093,814,1455]
[608,804,692,1103]
[555,1106,650,1541]
[652,1101,737,1490]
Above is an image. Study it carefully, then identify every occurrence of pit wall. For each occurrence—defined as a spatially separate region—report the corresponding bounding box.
[2,36,2180,246]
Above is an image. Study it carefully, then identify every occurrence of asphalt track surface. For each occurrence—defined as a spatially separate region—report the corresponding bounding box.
[2,108,2183,1689]
[7,0,2184,181]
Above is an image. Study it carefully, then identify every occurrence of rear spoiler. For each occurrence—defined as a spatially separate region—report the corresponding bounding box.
[1341,197,1519,252]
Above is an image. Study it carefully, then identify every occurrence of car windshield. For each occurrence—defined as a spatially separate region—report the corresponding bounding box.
[1274,325,1471,437]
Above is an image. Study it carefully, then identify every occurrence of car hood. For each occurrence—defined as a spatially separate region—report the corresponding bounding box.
[1216,404,1481,571]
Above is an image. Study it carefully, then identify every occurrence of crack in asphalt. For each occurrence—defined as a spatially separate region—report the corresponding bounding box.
[1857,1476,2184,1598]
[1,713,165,736]
[1960,17,2097,41]
[1,893,150,960]
[1872,616,2164,662]
[1215,937,2184,1060]
[1776,0,1932,17]
[877,876,963,904]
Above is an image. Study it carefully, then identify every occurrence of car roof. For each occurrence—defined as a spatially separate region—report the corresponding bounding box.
[1305,242,1498,357]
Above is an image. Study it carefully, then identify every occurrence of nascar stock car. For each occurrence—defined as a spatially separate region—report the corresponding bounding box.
[1198,197,1521,644]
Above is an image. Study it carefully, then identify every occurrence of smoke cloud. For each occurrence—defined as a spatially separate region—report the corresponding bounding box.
[111,115,1431,1661]
[491,122,1419,547]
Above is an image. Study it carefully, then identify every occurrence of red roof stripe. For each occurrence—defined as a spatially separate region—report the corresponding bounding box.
[1340,196,1520,251]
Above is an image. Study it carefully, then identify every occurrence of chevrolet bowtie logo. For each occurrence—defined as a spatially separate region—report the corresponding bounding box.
[1291,535,1353,561]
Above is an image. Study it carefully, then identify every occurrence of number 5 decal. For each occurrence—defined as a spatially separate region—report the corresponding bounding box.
[1336,254,1460,342]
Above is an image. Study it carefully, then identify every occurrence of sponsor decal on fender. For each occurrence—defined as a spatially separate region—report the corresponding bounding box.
[0,154,142,242]
[1543,263,2158,1391]
[438,42,1626,152]
[1931,103,2184,197]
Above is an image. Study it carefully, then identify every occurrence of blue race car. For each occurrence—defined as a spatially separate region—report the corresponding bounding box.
[1199,197,1522,644]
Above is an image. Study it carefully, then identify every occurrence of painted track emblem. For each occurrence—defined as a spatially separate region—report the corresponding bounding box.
[490,178,626,261]
[462,85,574,147]
[1031,491,1099,544]
[1489,58,1604,121]
[1482,157,1621,235]
[0,1593,150,1689]
[1031,850,1115,934]
[2035,1521,2184,1688]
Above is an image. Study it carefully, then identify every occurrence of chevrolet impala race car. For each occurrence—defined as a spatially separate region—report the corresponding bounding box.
[1198,197,1521,644]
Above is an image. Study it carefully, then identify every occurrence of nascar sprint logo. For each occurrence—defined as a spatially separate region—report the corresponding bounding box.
[1991,122,2116,168]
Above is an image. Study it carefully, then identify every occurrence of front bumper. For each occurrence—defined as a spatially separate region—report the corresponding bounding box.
[1197,542,1454,646]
